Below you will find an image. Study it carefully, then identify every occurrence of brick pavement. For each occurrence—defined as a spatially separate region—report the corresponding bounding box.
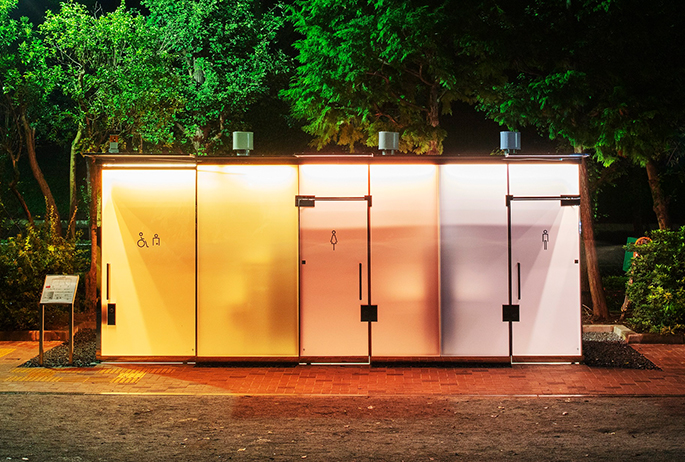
[1,341,684,396]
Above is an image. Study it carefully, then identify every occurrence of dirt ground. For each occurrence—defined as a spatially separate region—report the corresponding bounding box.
[1,394,684,461]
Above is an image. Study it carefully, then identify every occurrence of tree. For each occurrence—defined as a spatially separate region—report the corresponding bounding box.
[284,0,504,154]
[41,0,184,315]
[480,0,685,229]
[40,0,183,237]
[477,0,685,319]
[0,0,61,233]
[144,0,288,153]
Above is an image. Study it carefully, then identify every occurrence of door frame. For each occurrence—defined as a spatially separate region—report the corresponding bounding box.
[504,194,581,361]
[296,195,375,363]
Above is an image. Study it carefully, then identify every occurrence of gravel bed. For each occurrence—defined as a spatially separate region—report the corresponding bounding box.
[582,331,659,369]
[21,328,98,368]
[20,329,659,369]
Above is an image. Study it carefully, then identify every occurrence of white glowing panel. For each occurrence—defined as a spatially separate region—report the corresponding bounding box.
[101,168,196,356]
[299,165,370,358]
[370,165,439,356]
[440,165,509,357]
[509,164,581,358]
[197,165,299,357]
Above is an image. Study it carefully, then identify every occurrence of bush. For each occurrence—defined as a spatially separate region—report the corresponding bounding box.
[0,213,88,331]
[625,227,685,334]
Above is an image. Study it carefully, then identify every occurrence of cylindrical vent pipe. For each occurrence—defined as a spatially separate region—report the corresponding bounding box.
[500,131,521,154]
[378,131,399,155]
[233,131,254,156]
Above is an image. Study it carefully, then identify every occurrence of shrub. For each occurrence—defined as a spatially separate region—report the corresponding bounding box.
[0,212,88,331]
[625,226,685,334]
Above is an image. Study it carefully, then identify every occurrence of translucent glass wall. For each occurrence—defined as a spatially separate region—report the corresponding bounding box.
[439,165,509,357]
[298,165,370,357]
[197,165,299,357]
[508,163,581,358]
[101,168,196,356]
[370,165,440,356]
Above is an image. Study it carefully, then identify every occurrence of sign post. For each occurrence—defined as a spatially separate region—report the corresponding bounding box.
[39,275,79,366]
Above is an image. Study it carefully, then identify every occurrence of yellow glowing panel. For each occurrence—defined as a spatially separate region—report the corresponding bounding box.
[197,165,299,357]
[370,165,440,356]
[101,169,196,356]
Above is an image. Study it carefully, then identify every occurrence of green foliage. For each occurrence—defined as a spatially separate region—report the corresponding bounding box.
[144,0,288,153]
[478,0,685,166]
[0,211,88,330]
[625,227,685,334]
[41,0,184,152]
[284,0,504,154]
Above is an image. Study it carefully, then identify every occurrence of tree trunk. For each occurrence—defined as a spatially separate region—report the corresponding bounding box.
[9,166,33,226]
[426,82,440,155]
[578,149,608,321]
[85,157,101,320]
[68,125,84,239]
[21,110,62,236]
[645,159,671,230]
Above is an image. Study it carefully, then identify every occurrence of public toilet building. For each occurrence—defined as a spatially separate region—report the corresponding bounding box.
[97,154,583,364]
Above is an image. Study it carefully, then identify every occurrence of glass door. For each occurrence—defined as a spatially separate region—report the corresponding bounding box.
[299,198,370,360]
[508,198,581,359]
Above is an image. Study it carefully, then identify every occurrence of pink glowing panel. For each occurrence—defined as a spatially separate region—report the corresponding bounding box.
[299,200,369,357]
[439,165,509,357]
[299,164,370,358]
[101,168,196,357]
[508,164,581,358]
[369,165,440,356]
[196,166,299,357]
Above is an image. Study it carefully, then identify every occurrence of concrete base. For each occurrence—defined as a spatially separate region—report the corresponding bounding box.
[583,324,684,344]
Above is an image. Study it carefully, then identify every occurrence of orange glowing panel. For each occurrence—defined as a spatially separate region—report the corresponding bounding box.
[197,165,299,357]
[369,165,440,356]
[101,168,196,357]
[440,164,509,357]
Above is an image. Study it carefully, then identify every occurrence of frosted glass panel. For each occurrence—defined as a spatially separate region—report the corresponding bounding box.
[509,165,581,358]
[197,165,299,357]
[300,201,369,357]
[101,168,196,356]
[370,165,439,356]
[299,164,369,357]
[509,163,579,195]
[299,164,369,196]
[440,165,509,357]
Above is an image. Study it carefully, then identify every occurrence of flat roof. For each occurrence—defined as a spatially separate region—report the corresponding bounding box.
[92,153,585,167]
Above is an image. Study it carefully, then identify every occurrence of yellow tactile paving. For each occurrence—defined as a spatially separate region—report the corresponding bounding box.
[110,370,146,384]
[3,368,61,382]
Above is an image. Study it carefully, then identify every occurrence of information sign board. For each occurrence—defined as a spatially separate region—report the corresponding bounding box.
[40,275,79,304]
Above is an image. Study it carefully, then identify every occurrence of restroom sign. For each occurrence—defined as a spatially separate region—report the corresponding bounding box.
[40,275,79,304]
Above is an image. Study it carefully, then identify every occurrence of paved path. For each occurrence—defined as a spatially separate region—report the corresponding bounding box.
[1,341,684,396]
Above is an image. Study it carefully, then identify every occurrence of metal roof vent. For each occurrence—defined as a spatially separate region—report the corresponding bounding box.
[500,131,521,155]
[233,131,253,156]
[378,131,399,155]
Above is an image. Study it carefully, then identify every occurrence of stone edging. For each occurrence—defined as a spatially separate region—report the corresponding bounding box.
[583,324,684,344]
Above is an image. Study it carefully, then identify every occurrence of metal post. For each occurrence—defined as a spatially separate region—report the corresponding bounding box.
[69,302,74,365]
[39,304,44,366]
